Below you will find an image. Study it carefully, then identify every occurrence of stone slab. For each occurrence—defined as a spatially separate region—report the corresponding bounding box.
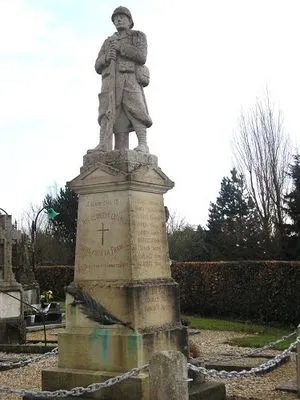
[276,379,298,393]
[189,382,226,400]
[0,290,21,318]
[23,286,40,307]
[206,354,290,373]
[0,316,26,344]
[0,344,56,353]
[24,380,227,400]
[26,322,65,331]
[220,351,282,359]
[41,368,149,400]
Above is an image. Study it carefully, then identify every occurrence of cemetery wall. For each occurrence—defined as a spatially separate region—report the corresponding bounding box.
[171,261,300,326]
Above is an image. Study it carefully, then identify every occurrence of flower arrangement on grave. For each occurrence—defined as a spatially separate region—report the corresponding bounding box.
[40,290,53,305]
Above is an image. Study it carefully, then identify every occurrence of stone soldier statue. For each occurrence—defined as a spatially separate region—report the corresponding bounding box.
[94,6,152,153]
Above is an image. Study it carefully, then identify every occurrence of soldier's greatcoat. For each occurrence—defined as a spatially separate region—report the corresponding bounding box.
[95,29,152,134]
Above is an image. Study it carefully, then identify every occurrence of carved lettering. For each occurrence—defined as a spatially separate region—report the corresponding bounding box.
[78,263,128,270]
[142,293,170,314]
[86,199,119,207]
[78,243,127,257]
[130,197,167,269]
[81,212,126,225]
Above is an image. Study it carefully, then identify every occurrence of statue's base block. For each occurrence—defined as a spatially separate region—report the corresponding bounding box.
[41,368,148,400]
[58,326,188,372]
[23,372,226,400]
[37,149,189,400]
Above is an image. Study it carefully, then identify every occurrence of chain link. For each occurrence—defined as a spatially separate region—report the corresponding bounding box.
[0,347,58,369]
[0,331,299,396]
[2,330,295,370]
[188,335,300,378]
[0,364,148,398]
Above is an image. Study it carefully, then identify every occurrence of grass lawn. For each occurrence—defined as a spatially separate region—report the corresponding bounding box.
[187,316,296,350]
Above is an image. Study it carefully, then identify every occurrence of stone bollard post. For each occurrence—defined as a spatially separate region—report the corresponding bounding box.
[149,351,189,400]
[297,324,300,399]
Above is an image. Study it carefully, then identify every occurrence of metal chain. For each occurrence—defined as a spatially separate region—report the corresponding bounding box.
[200,330,297,363]
[2,330,294,370]
[0,332,299,397]
[0,364,149,398]
[188,335,300,378]
[0,347,58,369]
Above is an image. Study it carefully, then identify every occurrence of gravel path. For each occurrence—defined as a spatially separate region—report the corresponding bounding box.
[0,328,298,400]
[191,330,298,400]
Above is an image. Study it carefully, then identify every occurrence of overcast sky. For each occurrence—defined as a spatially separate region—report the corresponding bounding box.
[1,0,300,228]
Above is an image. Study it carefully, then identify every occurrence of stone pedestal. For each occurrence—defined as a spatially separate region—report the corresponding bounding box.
[42,150,188,399]
[22,282,40,309]
[0,214,25,344]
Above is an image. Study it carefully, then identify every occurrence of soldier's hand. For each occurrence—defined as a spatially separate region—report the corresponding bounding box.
[113,40,120,51]
[107,46,117,61]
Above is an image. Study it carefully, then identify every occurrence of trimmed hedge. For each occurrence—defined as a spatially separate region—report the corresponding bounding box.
[35,265,74,300]
[35,261,300,325]
[171,261,300,326]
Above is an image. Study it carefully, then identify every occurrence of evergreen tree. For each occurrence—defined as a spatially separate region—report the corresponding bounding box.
[168,224,209,261]
[44,185,78,264]
[284,155,300,259]
[206,169,264,260]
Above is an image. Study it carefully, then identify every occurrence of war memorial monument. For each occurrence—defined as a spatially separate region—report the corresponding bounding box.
[41,7,190,399]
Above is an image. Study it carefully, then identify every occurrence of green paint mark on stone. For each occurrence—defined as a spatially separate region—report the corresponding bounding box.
[128,330,140,350]
[89,328,109,363]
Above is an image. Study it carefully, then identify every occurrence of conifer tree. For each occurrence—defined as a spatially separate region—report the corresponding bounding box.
[206,169,263,260]
[284,155,300,259]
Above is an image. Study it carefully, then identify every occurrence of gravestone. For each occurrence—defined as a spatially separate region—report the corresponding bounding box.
[0,214,25,343]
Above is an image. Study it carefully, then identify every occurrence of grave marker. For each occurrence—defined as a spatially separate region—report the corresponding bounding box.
[0,214,25,343]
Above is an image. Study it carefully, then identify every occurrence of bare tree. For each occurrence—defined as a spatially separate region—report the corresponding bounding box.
[19,203,48,235]
[233,91,291,254]
[166,210,190,235]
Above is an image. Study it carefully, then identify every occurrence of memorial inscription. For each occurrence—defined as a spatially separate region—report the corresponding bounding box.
[137,288,174,326]
[130,194,168,276]
[75,192,131,280]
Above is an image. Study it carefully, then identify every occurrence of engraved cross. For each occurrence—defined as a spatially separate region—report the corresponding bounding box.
[97,223,109,246]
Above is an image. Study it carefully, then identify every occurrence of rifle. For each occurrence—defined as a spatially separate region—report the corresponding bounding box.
[103,58,116,151]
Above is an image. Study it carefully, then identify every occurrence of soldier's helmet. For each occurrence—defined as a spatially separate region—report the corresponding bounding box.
[111,6,134,29]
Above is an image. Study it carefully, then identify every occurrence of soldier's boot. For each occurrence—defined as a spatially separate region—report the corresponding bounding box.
[114,132,129,150]
[134,128,149,153]
[94,127,113,151]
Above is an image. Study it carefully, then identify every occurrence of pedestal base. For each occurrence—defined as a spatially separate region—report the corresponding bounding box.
[41,368,149,400]
[58,326,188,372]
[24,372,226,400]
[0,281,25,344]
[43,149,188,400]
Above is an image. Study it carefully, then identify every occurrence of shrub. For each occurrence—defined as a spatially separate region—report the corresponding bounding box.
[35,265,74,300]
[171,261,300,326]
